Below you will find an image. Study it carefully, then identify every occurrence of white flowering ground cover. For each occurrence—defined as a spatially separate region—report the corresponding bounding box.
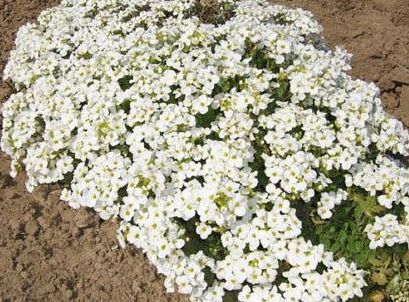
[2,0,409,301]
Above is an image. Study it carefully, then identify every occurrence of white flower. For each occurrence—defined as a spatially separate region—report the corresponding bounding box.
[196,222,212,240]
[365,214,408,249]
[176,275,193,294]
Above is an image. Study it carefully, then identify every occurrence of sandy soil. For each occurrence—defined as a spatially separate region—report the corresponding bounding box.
[1,0,409,301]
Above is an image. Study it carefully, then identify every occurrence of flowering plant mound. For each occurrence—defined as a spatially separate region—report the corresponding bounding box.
[2,0,409,301]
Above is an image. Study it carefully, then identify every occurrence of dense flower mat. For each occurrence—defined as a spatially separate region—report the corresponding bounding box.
[2,0,409,301]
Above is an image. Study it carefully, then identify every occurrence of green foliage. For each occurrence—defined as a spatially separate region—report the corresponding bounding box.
[195,107,221,128]
[249,133,270,192]
[174,217,228,262]
[116,98,132,114]
[271,77,291,103]
[118,75,133,91]
[214,75,248,95]
[313,202,378,268]
[223,291,239,302]
[296,184,409,301]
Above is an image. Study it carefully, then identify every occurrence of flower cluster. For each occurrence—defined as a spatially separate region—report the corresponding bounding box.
[365,214,409,250]
[2,0,409,301]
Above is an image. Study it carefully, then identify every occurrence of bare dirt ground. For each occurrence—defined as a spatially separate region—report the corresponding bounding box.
[1,0,409,301]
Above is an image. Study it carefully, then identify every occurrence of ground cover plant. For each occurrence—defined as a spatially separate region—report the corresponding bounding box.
[2,0,409,301]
